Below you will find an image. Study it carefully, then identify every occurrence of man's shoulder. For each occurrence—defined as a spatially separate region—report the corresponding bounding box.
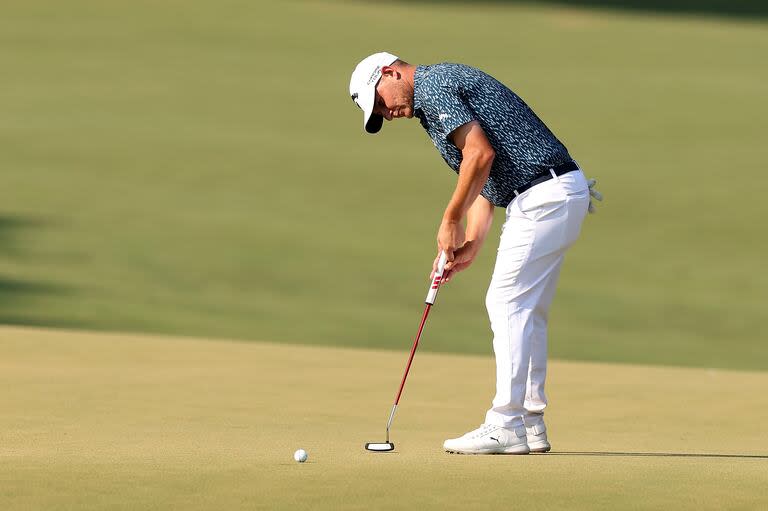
[419,62,486,86]
[415,64,489,111]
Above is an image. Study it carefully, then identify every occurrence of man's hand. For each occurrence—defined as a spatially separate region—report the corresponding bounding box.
[431,239,481,282]
[436,219,465,263]
[443,240,480,282]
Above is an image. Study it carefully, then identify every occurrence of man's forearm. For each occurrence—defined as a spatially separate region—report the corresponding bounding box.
[465,194,494,246]
[442,151,493,223]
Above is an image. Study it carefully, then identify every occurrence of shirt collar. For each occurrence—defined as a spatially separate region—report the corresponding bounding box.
[413,65,428,112]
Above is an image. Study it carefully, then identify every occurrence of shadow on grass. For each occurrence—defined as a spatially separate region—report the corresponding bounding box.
[0,215,83,329]
[380,0,768,20]
[550,451,768,459]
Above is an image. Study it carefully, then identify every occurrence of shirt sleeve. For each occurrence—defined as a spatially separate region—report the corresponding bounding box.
[435,84,475,140]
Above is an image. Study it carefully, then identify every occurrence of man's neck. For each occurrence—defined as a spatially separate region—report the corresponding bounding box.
[397,63,416,89]
[395,63,417,102]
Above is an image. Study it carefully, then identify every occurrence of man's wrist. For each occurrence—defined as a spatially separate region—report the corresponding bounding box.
[441,214,462,224]
[465,236,485,251]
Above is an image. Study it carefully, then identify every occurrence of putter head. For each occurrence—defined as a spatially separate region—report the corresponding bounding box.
[365,442,395,452]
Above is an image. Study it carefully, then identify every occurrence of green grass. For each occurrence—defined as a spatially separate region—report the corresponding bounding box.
[2,327,767,510]
[0,1,766,370]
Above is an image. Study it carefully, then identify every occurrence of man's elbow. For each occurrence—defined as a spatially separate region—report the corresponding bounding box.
[466,147,495,170]
[474,148,495,175]
[480,148,495,169]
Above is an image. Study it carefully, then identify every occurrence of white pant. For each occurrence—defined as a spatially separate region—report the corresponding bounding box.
[484,169,589,429]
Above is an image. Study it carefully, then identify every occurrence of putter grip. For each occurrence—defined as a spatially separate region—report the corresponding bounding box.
[425,251,448,305]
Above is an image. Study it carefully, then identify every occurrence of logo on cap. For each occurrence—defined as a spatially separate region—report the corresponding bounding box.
[367,66,382,85]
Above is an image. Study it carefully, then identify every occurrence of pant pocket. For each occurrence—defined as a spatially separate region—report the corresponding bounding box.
[516,183,568,220]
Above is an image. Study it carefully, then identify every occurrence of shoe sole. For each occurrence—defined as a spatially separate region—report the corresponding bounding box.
[444,446,530,455]
[528,441,551,453]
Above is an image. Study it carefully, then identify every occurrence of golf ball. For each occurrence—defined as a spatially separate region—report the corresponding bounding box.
[293,449,308,463]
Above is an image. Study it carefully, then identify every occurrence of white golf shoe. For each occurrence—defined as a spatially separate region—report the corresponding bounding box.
[443,424,530,455]
[525,422,551,453]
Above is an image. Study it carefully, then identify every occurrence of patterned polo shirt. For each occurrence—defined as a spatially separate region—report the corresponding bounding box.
[413,63,572,207]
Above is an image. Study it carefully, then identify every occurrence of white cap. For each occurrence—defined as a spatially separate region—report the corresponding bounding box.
[349,52,399,134]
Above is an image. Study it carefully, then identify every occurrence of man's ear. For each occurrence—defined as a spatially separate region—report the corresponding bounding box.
[381,65,399,79]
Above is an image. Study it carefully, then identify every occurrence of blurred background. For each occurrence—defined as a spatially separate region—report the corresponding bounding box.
[1,0,766,370]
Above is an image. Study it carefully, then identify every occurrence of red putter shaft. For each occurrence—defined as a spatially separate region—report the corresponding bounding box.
[394,303,433,405]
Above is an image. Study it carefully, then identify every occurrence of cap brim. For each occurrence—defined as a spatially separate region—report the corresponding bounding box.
[365,114,383,134]
[358,83,382,134]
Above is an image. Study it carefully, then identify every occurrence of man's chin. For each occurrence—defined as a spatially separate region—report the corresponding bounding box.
[388,109,413,120]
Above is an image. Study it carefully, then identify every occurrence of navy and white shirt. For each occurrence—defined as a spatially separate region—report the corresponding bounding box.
[413,63,572,207]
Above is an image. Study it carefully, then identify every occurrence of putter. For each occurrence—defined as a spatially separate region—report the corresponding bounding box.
[365,251,449,452]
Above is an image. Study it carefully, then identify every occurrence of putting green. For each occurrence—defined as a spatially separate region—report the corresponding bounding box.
[1,326,766,510]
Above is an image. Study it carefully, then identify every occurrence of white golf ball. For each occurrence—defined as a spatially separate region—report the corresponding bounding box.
[293,449,308,463]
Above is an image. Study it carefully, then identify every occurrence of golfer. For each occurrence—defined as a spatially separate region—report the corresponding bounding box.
[349,53,600,454]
